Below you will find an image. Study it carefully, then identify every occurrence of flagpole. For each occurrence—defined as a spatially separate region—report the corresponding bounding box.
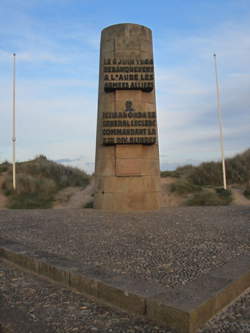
[12,53,16,191]
[213,53,227,190]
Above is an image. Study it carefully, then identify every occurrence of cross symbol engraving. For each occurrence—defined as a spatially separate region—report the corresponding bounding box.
[125,100,134,112]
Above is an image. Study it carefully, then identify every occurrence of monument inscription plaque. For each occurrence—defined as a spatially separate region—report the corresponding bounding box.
[103,58,154,92]
[94,23,161,211]
[102,56,157,145]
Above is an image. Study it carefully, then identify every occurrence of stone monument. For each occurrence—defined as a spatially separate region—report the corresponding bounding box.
[94,23,160,211]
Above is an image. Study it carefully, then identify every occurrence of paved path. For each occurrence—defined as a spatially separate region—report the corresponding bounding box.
[232,188,250,206]
[0,207,249,290]
[0,207,249,332]
[0,258,249,333]
[53,179,94,209]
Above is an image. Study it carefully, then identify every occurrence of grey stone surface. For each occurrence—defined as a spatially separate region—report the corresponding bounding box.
[1,237,248,332]
[0,258,249,333]
[0,207,249,332]
[0,207,249,290]
[0,258,172,333]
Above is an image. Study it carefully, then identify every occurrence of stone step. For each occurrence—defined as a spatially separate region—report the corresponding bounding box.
[1,238,249,333]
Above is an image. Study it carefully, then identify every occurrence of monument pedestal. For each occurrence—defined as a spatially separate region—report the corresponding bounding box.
[94,23,160,211]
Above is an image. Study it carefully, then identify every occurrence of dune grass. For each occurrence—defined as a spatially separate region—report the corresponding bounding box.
[1,155,90,209]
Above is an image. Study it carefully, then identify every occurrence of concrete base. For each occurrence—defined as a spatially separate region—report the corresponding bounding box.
[95,144,161,211]
[1,238,249,333]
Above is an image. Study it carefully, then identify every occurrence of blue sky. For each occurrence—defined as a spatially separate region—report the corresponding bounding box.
[0,0,249,172]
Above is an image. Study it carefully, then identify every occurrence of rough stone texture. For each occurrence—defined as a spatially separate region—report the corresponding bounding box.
[198,287,250,333]
[146,255,250,332]
[0,259,249,333]
[0,259,171,333]
[0,207,249,290]
[94,23,160,211]
[1,237,248,332]
[0,207,249,332]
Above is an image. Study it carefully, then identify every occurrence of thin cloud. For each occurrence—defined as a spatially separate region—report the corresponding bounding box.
[0,3,249,171]
[155,20,250,167]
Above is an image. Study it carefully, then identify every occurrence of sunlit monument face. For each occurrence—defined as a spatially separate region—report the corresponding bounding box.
[94,23,160,211]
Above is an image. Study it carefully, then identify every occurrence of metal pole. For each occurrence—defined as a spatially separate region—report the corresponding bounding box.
[213,53,227,190]
[12,53,16,191]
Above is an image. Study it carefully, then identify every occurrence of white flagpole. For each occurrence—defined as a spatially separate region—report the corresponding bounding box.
[12,53,16,191]
[213,53,227,190]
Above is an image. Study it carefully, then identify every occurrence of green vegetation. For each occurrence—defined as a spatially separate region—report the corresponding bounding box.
[170,179,201,195]
[84,201,94,208]
[186,189,232,206]
[8,193,54,209]
[243,183,250,199]
[160,170,179,178]
[187,149,250,186]
[161,149,250,187]
[160,165,195,178]
[1,155,90,209]
[161,149,250,206]
[0,161,11,173]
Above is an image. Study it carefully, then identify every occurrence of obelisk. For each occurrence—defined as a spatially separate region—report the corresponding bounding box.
[94,23,160,211]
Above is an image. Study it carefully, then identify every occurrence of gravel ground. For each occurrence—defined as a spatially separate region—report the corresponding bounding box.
[0,206,249,289]
[198,288,250,333]
[0,258,172,333]
[0,259,249,333]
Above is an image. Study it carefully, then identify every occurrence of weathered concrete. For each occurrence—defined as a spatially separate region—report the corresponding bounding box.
[94,23,160,211]
[147,256,250,333]
[1,238,249,333]
[0,207,249,291]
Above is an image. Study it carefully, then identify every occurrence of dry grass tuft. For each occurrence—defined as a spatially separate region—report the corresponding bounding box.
[1,155,90,209]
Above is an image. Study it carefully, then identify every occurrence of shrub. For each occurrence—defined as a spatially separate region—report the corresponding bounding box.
[215,187,232,197]
[0,161,11,173]
[18,156,90,189]
[1,155,91,209]
[161,165,195,178]
[186,190,232,206]
[175,164,195,178]
[2,173,57,196]
[243,183,250,199]
[170,179,201,195]
[243,189,250,199]
[84,201,94,208]
[8,193,53,209]
[187,149,250,186]
[2,173,57,209]
[160,170,179,178]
